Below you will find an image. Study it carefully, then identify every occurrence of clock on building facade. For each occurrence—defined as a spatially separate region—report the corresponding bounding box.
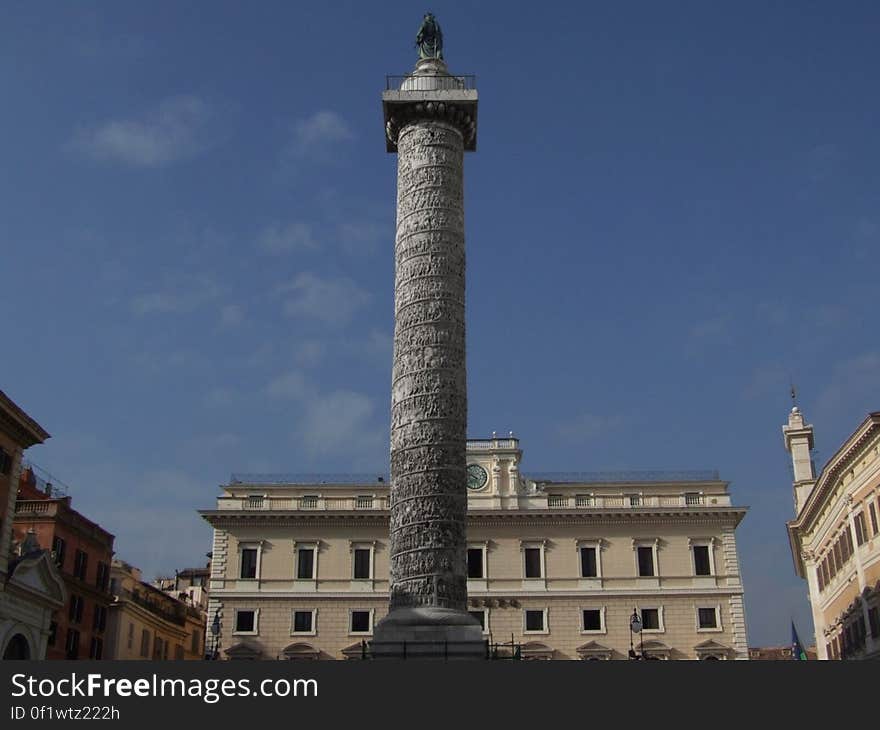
[467,463,488,491]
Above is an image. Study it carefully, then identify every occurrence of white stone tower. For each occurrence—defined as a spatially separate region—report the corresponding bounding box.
[370,15,484,658]
[783,405,816,514]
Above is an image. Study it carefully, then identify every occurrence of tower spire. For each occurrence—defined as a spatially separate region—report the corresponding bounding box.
[783,401,816,515]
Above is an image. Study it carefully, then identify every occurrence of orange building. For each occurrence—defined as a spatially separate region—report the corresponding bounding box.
[13,466,115,659]
[0,390,66,659]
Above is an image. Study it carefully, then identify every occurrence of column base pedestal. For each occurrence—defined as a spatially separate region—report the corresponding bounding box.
[369,607,486,660]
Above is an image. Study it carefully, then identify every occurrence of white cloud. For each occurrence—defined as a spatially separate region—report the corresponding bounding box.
[688,317,729,342]
[556,413,624,443]
[288,111,354,158]
[279,272,370,326]
[130,273,222,315]
[294,390,382,458]
[742,363,789,401]
[204,387,238,408]
[219,304,245,328]
[337,220,387,254]
[293,340,325,367]
[266,370,309,401]
[258,222,319,254]
[75,95,215,167]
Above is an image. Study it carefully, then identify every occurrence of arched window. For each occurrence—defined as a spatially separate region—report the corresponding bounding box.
[2,634,31,660]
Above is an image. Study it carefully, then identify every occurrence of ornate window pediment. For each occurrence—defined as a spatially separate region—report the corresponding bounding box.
[281,642,320,660]
[521,641,554,660]
[224,641,262,660]
[576,640,612,660]
[694,638,732,660]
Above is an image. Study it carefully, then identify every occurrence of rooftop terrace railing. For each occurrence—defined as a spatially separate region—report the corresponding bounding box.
[231,473,389,485]
[527,470,720,484]
[21,461,70,497]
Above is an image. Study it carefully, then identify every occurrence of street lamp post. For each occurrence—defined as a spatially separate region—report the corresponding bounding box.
[629,608,645,660]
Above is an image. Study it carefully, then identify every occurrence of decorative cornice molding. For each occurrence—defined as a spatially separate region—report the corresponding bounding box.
[796,415,880,529]
[385,102,475,148]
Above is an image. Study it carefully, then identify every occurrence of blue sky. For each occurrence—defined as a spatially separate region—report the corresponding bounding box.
[3,2,878,646]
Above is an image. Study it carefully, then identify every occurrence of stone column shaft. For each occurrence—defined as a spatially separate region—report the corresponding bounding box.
[389,119,467,612]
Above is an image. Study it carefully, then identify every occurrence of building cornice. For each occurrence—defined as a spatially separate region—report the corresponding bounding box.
[0,389,50,447]
[14,501,115,546]
[200,506,747,529]
[209,586,744,600]
[794,413,880,531]
[109,599,189,639]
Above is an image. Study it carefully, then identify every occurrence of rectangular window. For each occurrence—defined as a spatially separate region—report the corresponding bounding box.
[854,512,867,545]
[579,547,597,578]
[153,637,164,660]
[65,629,80,660]
[127,623,134,650]
[582,609,602,632]
[301,495,319,509]
[467,548,484,578]
[641,608,660,630]
[868,606,879,639]
[0,446,10,474]
[353,548,371,579]
[175,644,185,660]
[89,637,103,660]
[870,502,878,535]
[140,629,151,657]
[240,548,258,579]
[235,610,256,633]
[637,547,655,577]
[48,622,57,647]
[698,607,718,629]
[684,492,702,505]
[523,548,542,578]
[292,611,313,633]
[96,561,110,591]
[69,595,84,623]
[92,605,107,632]
[191,630,200,655]
[297,548,315,579]
[351,611,371,634]
[524,609,545,632]
[629,494,642,507]
[693,545,711,575]
[468,610,486,631]
[52,536,66,570]
[73,549,88,580]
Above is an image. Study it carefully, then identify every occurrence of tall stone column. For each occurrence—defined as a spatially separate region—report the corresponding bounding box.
[371,31,483,658]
